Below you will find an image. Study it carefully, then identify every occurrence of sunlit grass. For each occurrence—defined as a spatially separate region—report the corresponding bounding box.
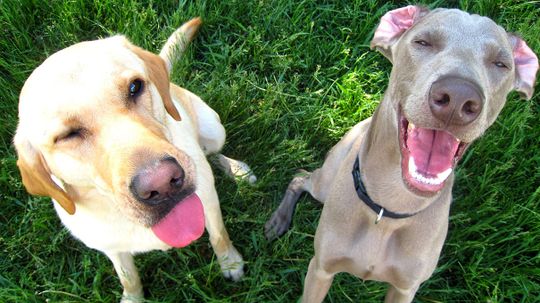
[0,0,538,302]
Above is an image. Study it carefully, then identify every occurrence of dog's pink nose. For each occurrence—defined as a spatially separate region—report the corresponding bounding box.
[429,76,483,126]
[130,157,185,205]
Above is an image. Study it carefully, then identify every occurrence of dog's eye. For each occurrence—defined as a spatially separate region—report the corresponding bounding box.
[55,128,84,143]
[493,61,509,69]
[414,39,432,47]
[129,79,144,98]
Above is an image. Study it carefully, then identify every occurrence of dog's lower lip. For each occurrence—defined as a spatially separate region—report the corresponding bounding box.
[399,110,466,193]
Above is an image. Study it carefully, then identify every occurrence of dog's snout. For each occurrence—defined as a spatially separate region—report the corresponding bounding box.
[429,77,483,126]
[129,157,185,205]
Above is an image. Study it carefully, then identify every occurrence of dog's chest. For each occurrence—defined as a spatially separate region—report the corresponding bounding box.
[352,221,427,280]
[321,176,445,287]
[54,197,171,253]
[321,213,436,288]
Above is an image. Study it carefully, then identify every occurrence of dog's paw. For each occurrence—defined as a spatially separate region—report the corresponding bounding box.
[227,159,257,185]
[120,292,144,303]
[219,246,244,281]
[232,162,257,185]
[264,209,292,241]
[245,172,257,185]
[216,154,257,185]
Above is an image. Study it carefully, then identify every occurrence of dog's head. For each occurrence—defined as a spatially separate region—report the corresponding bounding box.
[370,6,538,195]
[14,18,205,247]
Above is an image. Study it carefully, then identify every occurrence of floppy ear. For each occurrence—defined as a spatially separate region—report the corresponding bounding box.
[14,138,76,214]
[370,5,429,61]
[128,44,182,121]
[508,34,539,100]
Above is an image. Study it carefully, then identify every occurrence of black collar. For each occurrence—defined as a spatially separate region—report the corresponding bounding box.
[352,156,418,223]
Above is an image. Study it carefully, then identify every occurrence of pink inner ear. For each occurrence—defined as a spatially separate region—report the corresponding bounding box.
[373,5,421,45]
[513,38,539,89]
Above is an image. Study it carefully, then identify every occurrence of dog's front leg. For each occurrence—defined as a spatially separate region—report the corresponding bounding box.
[384,284,419,303]
[301,257,335,303]
[105,252,143,303]
[203,188,244,281]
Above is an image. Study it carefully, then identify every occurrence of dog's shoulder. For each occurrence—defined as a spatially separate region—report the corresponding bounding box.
[169,84,226,154]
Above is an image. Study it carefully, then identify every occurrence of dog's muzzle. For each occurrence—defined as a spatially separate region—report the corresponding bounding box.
[129,156,205,247]
[129,156,186,206]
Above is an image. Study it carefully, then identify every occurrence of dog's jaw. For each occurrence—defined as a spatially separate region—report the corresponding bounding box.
[398,108,468,196]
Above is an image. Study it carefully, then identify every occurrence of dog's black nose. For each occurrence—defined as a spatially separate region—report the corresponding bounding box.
[429,76,483,126]
[129,157,185,206]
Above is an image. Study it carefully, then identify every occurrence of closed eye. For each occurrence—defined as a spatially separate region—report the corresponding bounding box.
[493,61,509,69]
[54,128,85,143]
[414,39,432,47]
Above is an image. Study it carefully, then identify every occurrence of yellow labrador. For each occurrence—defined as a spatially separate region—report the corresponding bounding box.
[14,18,255,302]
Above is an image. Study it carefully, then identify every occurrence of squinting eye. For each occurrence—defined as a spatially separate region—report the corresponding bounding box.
[493,61,508,69]
[414,40,431,47]
[129,79,144,97]
[55,128,84,143]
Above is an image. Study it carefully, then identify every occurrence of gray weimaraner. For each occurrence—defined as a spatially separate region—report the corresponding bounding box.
[265,6,538,302]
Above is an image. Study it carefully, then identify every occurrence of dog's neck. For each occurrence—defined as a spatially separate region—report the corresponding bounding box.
[357,97,453,215]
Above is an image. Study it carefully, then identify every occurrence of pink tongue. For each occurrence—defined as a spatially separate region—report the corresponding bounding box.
[407,127,460,176]
[151,193,205,248]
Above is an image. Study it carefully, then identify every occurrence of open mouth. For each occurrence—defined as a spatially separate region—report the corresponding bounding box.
[399,109,468,194]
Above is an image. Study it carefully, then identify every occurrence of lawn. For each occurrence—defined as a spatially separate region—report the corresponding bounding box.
[0,0,539,302]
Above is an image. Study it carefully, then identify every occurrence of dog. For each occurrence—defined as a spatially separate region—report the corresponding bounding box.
[14,18,256,302]
[265,6,538,302]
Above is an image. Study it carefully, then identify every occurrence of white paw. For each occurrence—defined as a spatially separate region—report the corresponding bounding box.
[219,246,244,281]
[244,171,257,185]
[217,155,257,185]
[231,160,257,185]
[120,292,143,303]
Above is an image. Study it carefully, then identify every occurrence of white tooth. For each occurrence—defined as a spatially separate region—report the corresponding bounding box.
[408,157,417,175]
[408,156,450,186]
[437,168,452,181]
[408,122,415,131]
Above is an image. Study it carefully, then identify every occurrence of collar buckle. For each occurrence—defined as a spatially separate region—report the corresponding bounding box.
[375,208,384,224]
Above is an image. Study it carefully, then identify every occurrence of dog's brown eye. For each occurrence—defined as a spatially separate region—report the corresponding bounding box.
[414,39,431,47]
[129,79,144,97]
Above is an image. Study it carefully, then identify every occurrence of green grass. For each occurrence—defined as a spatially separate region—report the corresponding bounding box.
[1,0,539,302]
